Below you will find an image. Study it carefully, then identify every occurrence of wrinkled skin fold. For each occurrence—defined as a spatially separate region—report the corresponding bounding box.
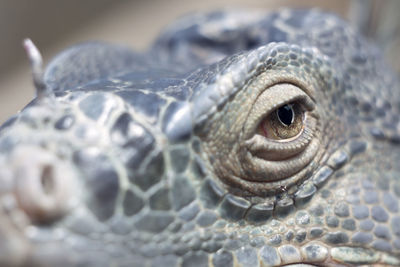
[0,8,399,267]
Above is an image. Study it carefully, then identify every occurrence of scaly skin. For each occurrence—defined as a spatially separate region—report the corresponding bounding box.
[0,9,399,267]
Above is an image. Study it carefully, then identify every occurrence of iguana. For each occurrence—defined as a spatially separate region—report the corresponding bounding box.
[0,9,399,267]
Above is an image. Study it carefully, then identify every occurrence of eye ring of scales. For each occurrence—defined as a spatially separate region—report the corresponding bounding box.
[0,8,399,267]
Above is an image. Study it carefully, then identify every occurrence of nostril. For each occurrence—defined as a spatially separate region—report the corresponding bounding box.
[40,165,54,195]
[10,146,77,223]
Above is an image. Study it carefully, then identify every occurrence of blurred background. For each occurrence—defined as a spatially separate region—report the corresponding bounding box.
[0,0,399,124]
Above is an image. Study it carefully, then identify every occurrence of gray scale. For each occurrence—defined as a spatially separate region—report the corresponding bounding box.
[394,239,400,250]
[383,193,399,213]
[327,149,349,169]
[72,149,120,221]
[294,230,307,243]
[309,227,323,238]
[218,194,250,221]
[196,210,218,227]
[181,251,208,267]
[295,210,311,226]
[110,112,156,171]
[392,216,400,236]
[334,201,350,217]
[123,189,145,216]
[212,250,233,267]
[352,232,374,244]
[285,230,294,241]
[324,231,349,244]
[259,245,281,266]
[347,140,367,156]
[312,166,333,188]
[78,94,107,121]
[352,205,369,220]
[223,238,242,251]
[274,197,295,219]
[246,202,274,224]
[236,247,259,266]
[374,225,392,240]
[363,190,380,204]
[371,206,389,222]
[301,243,328,262]
[116,90,165,124]
[325,216,339,228]
[200,178,226,208]
[151,255,178,267]
[134,212,175,233]
[268,234,282,246]
[372,239,393,252]
[359,219,375,231]
[309,204,324,217]
[129,151,164,191]
[54,114,75,130]
[294,182,317,207]
[178,201,200,222]
[109,216,135,236]
[250,236,266,248]
[278,244,301,264]
[169,146,191,173]
[171,174,196,210]
[201,239,223,253]
[149,188,171,211]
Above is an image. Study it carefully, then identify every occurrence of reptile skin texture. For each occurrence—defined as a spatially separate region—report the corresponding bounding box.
[0,9,399,267]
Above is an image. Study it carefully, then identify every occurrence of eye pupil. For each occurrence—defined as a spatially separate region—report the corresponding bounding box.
[277,104,294,126]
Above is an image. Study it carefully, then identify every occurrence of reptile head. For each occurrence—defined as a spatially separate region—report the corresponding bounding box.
[0,9,400,267]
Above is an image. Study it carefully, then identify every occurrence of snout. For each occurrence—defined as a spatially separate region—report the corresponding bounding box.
[7,146,78,223]
[0,145,79,266]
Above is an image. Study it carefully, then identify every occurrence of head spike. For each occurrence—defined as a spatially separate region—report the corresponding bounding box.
[23,39,49,99]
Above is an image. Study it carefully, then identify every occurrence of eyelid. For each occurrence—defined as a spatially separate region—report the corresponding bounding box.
[242,83,315,140]
[245,113,317,160]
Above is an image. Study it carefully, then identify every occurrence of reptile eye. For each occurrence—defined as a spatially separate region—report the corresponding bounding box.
[259,102,304,140]
[234,82,321,193]
[200,74,323,196]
